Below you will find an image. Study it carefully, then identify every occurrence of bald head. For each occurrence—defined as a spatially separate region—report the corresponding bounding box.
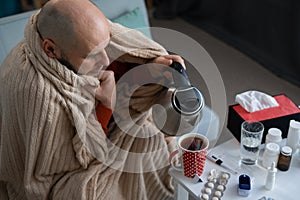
[37,0,110,72]
[38,0,108,51]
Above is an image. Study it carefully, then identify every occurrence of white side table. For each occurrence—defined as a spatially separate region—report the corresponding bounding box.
[169,138,300,200]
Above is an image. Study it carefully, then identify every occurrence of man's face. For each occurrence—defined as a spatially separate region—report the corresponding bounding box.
[59,37,110,77]
[38,0,111,78]
[57,12,111,78]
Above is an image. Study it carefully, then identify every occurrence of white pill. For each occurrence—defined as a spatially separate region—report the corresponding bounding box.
[204,188,212,195]
[208,176,217,183]
[216,184,225,191]
[221,173,230,180]
[210,169,218,176]
[219,178,228,185]
[214,190,222,198]
[206,182,214,188]
[201,194,209,200]
[207,176,213,181]
[212,197,219,200]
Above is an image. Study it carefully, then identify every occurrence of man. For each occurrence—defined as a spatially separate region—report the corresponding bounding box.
[0,0,184,199]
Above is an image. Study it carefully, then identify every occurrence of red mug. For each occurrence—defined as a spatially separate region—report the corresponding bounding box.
[169,133,209,178]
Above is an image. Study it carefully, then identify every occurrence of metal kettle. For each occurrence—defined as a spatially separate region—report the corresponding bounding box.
[152,61,205,136]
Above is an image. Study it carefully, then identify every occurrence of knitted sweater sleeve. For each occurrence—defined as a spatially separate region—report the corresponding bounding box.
[19,78,95,199]
[0,56,106,199]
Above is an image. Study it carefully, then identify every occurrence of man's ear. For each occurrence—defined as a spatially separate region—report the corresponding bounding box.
[42,39,60,58]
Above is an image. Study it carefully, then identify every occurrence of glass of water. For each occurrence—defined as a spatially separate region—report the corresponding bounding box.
[240,121,264,165]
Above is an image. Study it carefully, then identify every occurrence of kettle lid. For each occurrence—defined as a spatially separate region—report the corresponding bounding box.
[172,87,204,115]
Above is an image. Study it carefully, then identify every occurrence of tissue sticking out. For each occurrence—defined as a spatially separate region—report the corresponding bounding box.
[235,91,279,113]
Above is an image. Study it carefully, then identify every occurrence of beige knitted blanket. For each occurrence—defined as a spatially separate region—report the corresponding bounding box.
[0,12,175,200]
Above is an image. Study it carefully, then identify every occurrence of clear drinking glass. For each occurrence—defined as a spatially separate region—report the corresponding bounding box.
[240,121,264,165]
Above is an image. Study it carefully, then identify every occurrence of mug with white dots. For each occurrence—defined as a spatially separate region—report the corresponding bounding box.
[169,133,209,178]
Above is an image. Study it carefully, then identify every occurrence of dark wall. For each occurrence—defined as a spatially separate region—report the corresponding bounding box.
[155,0,300,86]
[0,0,22,18]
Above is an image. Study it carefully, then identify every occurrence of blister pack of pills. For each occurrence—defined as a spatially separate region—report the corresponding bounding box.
[199,169,230,200]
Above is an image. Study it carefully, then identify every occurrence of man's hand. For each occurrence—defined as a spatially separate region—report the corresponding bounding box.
[95,70,116,110]
[150,54,186,69]
[148,55,186,81]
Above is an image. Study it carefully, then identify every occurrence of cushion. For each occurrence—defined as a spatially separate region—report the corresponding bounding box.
[91,0,150,27]
[112,7,152,38]
[0,10,36,64]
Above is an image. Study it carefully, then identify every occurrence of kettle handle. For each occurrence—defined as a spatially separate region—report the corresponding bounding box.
[169,61,191,88]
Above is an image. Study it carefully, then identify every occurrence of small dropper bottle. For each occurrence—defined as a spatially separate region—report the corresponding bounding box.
[265,162,277,190]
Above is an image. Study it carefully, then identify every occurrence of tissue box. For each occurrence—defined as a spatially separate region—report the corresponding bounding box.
[227,94,300,143]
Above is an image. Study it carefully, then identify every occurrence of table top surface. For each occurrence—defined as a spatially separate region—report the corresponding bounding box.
[169,138,300,200]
